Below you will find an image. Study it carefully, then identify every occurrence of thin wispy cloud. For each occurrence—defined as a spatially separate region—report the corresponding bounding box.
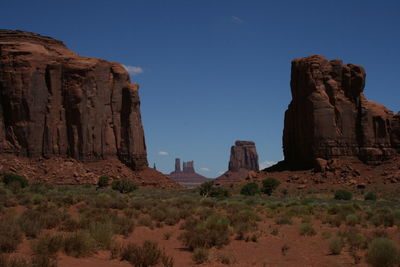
[123,64,144,76]
[157,151,169,156]
[231,16,244,24]
[259,160,276,170]
[200,168,210,172]
[217,171,224,175]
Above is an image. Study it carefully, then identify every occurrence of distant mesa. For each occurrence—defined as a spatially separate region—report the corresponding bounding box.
[215,140,259,185]
[168,158,209,186]
[281,55,400,170]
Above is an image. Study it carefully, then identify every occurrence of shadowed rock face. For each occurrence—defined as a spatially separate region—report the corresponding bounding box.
[229,141,259,171]
[169,158,208,185]
[283,55,398,169]
[0,30,147,170]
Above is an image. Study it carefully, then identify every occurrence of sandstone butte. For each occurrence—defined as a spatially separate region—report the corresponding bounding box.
[215,140,259,184]
[283,55,400,170]
[0,29,179,187]
[168,158,209,186]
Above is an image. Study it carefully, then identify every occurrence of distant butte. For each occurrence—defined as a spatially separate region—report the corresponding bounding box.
[168,158,209,186]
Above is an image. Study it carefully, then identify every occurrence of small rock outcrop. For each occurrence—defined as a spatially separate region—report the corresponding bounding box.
[216,140,259,184]
[0,30,147,170]
[169,158,209,186]
[283,55,399,169]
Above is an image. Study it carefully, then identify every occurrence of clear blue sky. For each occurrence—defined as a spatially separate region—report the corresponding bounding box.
[1,1,399,177]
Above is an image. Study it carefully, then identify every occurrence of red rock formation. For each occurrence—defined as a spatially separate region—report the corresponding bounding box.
[229,141,259,171]
[215,140,259,184]
[0,30,147,170]
[169,158,209,186]
[283,55,398,169]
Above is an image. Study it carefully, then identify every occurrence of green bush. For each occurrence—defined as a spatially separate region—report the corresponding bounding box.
[0,217,22,253]
[179,215,231,250]
[329,237,344,255]
[364,192,377,201]
[299,223,316,236]
[275,216,292,225]
[63,231,96,258]
[97,176,110,188]
[346,214,361,226]
[2,174,28,188]
[193,248,209,264]
[334,190,352,200]
[334,189,353,200]
[261,178,280,195]
[199,182,229,198]
[120,241,174,267]
[89,222,114,249]
[32,233,64,256]
[366,238,400,267]
[111,179,137,193]
[240,183,259,196]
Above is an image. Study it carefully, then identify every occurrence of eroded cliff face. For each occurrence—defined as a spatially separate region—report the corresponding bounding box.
[283,55,398,169]
[0,30,147,170]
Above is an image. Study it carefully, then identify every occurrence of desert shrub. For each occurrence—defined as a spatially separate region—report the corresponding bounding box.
[192,248,209,264]
[32,233,64,256]
[209,187,230,198]
[329,237,344,255]
[59,217,81,232]
[114,216,135,237]
[370,208,394,227]
[32,194,47,205]
[199,182,214,197]
[339,227,367,250]
[334,190,352,200]
[2,173,28,188]
[364,192,377,201]
[240,183,259,196]
[31,254,58,267]
[0,217,23,253]
[111,179,137,193]
[120,241,173,267]
[199,182,229,198]
[366,238,400,267]
[97,176,110,188]
[18,206,67,237]
[137,215,153,228]
[0,254,31,267]
[179,215,231,250]
[163,231,173,240]
[275,216,292,225]
[229,209,259,236]
[89,222,114,249]
[299,223,316,236]
[261,178,280,195]
[63,231,96,258]
[322,231,332,239]
[346,214,361,226]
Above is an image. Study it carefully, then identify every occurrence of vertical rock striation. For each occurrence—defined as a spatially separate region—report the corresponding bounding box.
[0,30,148,170]
[283,55,398,169]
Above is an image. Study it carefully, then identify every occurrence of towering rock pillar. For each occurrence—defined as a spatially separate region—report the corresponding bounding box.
[183,161,195,173]
[175,158,181,172]
[283,55,398,169]
[229,141,259,171]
